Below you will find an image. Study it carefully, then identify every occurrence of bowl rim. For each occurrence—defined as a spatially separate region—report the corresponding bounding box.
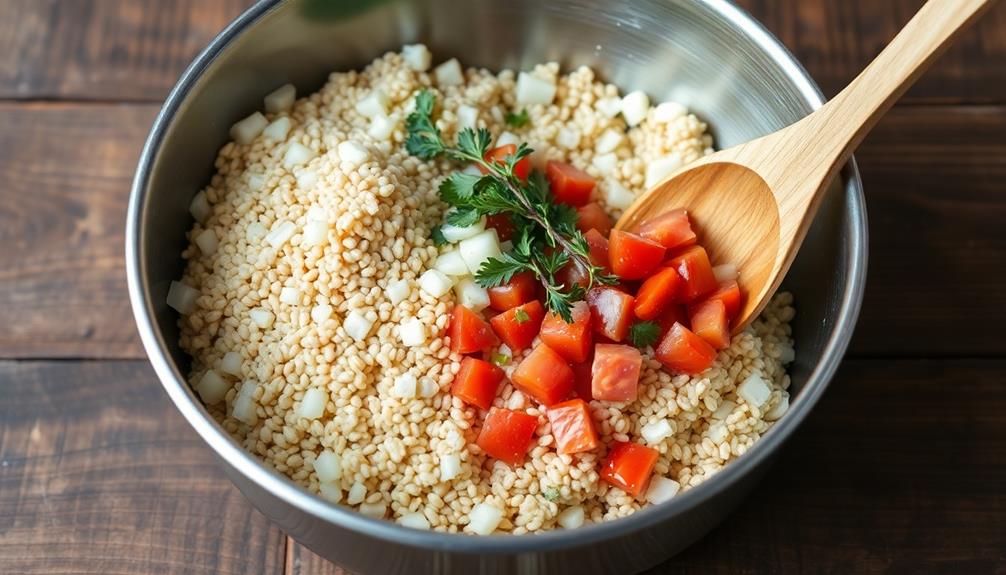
[126,0,867,554]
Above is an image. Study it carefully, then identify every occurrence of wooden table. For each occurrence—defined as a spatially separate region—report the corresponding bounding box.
[1,1,1003,573]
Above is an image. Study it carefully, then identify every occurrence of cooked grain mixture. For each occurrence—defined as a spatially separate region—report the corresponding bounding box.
[173,46,795,534]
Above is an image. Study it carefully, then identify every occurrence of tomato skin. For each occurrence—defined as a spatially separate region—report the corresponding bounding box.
[608,230,667,280]
[489,300,546,351]
[487,272,537,311]
[449,304,497,354]
[586,287,636,342]
[559,229,610,289]
[633,266,683,321]
[591,344,642,402]
[655,322,717,374]
[600,441,659,497]
[666,245,718,303]
[636,209,697,251]
[512,344,575,406]
[451,357,505,410]
[546,161,596,207]
[477,407,539,466]
[481,144,531,180]
[701,280,742,321]
[571,359,594,400]
[546,399,600,454]
[539,301,592,363]
[485,213,514,242]
[576,203,613,236]
[688,299,730,350]
[656,304,689,336]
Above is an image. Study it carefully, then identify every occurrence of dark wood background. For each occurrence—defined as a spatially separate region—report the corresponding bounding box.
[1,1,1004,573]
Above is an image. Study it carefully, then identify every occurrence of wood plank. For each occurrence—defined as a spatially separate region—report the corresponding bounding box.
[0,0,1002,103]
[282,359,1006,573]
[0,360,287,575]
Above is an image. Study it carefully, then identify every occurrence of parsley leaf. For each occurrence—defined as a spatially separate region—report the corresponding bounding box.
[491,352,510,366]
[514,308,530,323]
[505,109,530,128]
[543,487,560,502]
[430,225,448,246]
[629,321,662,348]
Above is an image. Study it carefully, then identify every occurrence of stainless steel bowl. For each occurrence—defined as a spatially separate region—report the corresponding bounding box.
[126,0,867,572]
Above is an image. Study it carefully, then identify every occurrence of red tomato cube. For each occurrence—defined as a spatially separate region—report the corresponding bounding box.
[655,322,717,374]
[480,144,531,180]
[608,230,666,280]
[511,344,575,406]
[489,300,546,351]
[633,266,683,321]
[636,209,697,251]
[546,399,600,454]
[451,357,505,410]
[702,280,743,321]
[688,298,730,350]
[485,213,514,242]
[656,304,689,336]
[559,229,610,289]
[586,287,635,342]
[575,202,613,236]
[539,301,592,363]
[546,161,596,206]
[591,344,642,402]
[666,245,718,303]
[571,359,594,401]
[449,304,497,354]
[477,407,539,466]
[600,441,659,497]
[487,271,537,311]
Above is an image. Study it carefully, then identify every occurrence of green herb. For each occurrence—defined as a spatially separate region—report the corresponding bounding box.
[406,90,618,322]
[491,352,511,366]
[504,108,530,128]
[629,320,662,348]
[513,308,531,324]
[430,225,448,246]
[543,487,560,502]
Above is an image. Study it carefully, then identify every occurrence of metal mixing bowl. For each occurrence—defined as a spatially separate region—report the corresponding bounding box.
[126,0,867,572]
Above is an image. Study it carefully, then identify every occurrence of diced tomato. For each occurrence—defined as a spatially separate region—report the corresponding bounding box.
[559,229,610,288]
[449,304,497,354]
[591,344,642,402]
[576,203,613,236]
[701,280,743,321]
[546,399,600,454]
[636,209,697,251]
[511,344,575,406]
[633,267,682,321]
[655,322,717,374]
[656,304,689,336]
[586,287,635,342]
[476,407,539,466]
[608,230,666,280]
[487,272,537,311]
[571,359,593,400]
[688,298,730,350]
[600,441,659,497]
[666,245,718,302]
[485,213,514,242]
[490,300,545,351]
[546,161,596,207]
[539,301,592,363]
[451,357,505,410]
[480,144,531,180]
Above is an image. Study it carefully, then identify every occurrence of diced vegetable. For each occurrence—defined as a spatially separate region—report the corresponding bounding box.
[310,303,333,323]
[313,451,342,483]
[189,190,211,223]
[337,140,369,167]
[713,263,738,283]
[596,96,622,118]
[666,245,718,302]
[451,357,505,410]
[401,44,432,72]
[441,215,486,242]
[419,269,453,298]
[298,387,328,419]
[620,91,650,127]
[575,203,613,236]
[392,373,417,398]
[283,142,316,168]
[467,502,505,535]
[457,104,479,130]
[555,127,581,150]
[484,213,514,242]
[440,453,461,480]
[571,359,593,400]
[688,298,730,350]
[644,153,683,188]
[264,83,296,114]
[655,322,717,374]
[595,129,625,154]
[490,300,546,351]
[480,144,531,180]
[600,441,659,497]
[279,286,300,305]
[515,71,557,105]
[496,131,520,147]
[249,308,275,328]
[195,370,229,404]
[303,220,328,246]
[387,278,411,305]
[265,220,296,247]
[633,266,682,321]
[476,407,538,465]
[487,271,536,311]
[640,419,674,445]
[602,180,635,210]
[230,112,268,145]
[220,351,243,377]
[166,280,199,314]
[537,301,591,364]
[608,230,666,280]
[449,304,497,354]
[347,482,367,505]
[556,505,585,529]
[699,280,742,321]
[399,317,427,347]
[546,399,600,454]
[263,117,291,140]
[653,101,686,123]
[737,373,772,408]
[434,58,464,86]
[362,504,389,519]
[765,391,790,421]
[545,161,596,206]
[636,209,697,251]
[644,476,681,505]
[398,512,431,530]
[435,249,471,276]
[593,152,617,173]
[560,229,611,288]
[586,287,635,342]
[232,381,258,425]
[454,278,491,312]
[591,344,642,402]
[458,229,502,274]
[511,344,575,406]
[343,310,374,341]
[368,114,396,141]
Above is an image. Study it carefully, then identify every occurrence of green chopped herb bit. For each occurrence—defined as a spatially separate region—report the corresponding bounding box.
[513,308,531,324]
[629,320,662,348]
[504,108,530,128]
[491,352,510,366]
[543,487,560,502]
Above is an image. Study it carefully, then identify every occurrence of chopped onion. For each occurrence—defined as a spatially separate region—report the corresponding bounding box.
[387,279,411,305]
[392,373,417,398]
[603,180,635,210]
[220,351,243,377]
[457,104,479,130]
[418,378,439,398]
[557,505,585,529]
[265,220,296,248]
[249,308,274,328]
[298,387,328,419]
[515,72,556,105]
[398,512,431,530]
[738,373,772,408]
[592,152,617,173]
[495,131,520,147]
[166,280,199,314]
[399,318,427,347]
[645,153,684,188]
[311,303,333,324]
[713,263,738,283]
[368,114,396,141]
[319,482,342,503]
[440,453,461,481]
[229,112,267,145]
[246,222,267,243]
[707,422,728,444]
[337,140,369,167]
[419,269,453,298]
[343,310,374,341]
[263,116,291,140]
[596,96,622,118]
[303,220,328,247]
[434,58,464,86]
[298,170,319,191]
[713,400,736,420]
[313,450,342,483]
[505,390,525,410]
[467,503,504,535]
[195,369,229,405]
[765,391,790,421]
[555,127,581,150]
[645,476,681,505]
[194,228,218,256]
[454,278,490,311]
[247,173,266,191]
[283,142,316,168]
[346,482,367,505]
[355,89,389,118]
[621,90,650,127]
[641,419,674,445]
[458,229,501,274]
[232,381,258,425]
[461,164,483,176]
[189,190,211,223]
[595,129,625,154]
[264,83,296,114]
[359,501,387,518]
[434,249,471,276]
[440,216,486,242]
[402,44,432,71]
[778,344,796,365]
[653,101,687,123]
[280,286,300,305]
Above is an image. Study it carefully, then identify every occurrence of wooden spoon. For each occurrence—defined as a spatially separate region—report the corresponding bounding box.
[616,0,997,333]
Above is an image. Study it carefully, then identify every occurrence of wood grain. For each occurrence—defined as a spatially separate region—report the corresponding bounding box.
[0,360,287,575]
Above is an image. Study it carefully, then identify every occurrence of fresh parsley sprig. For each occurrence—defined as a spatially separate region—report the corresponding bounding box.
[405,90,617,322]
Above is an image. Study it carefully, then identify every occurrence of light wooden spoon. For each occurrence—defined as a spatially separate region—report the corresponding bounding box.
[616,0,997,333]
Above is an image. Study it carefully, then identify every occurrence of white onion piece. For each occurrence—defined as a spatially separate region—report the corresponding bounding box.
[343,310,374,341]
[355,89,389,118]
[166,281,199,314]
[641,419,674,445]
[398,512,431,530]
[311,303,333,324]
[596,96,622,118]
[515,72,556,105]
[220,351,243,377]
[738,373,772,408]
[557,505,585,529]
[419,269,453,298]
[440,217,486,242]
[458,230,501,274]
[298,387,328,419]
[232,382,258,425]
[265,220,296,248]
[194,228,218,256]
[595,129,625,154]
[303,220,328,246]
[346,482,367,505]
[368,114,396,141]
[713,263,739,283]
[402,44,432,71]
[189,190,211,223]
[713,400,736,420]
[230,112,268,145]
[603,180,635,210]
[592,152,617,174]
[283,142,316,168]
[418,378,439,398]
[280,286,300,305]
[495,131,520,147]
[707,422,728,444]
[247,173,265,191]
[457,104,479,130]
[319,482,343,503]
[555,127,581,150]
[454,278,490,312]
[434,250,471,276]
[467,503,504,535]
[246,222,267,243]
[298,171,319,191]
[313,450,342,483]
[653,101,687,123]
[399,318,427,347]
[765,391,790,421]
[264,83,296,113]
[263,116,291,140]
[392,373,417,398]
[645,476,681,505]
[621,91,650,127]
[359,501,387,518]
[249,308,275,328]
[434,58,464,86]
[440,453,461,481]
[195,370,229,405]
[337,140,369,167]
[645,153,684,188]
[387,279,411,305]
[778,344,796,365]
